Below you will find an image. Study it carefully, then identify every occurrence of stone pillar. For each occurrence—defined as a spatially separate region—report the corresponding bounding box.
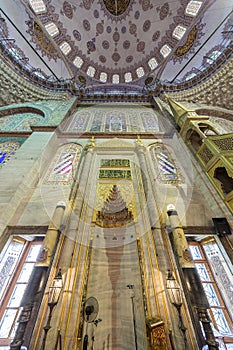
[167,205,194,269]
[49,139,96,350]
[36,201,66,267]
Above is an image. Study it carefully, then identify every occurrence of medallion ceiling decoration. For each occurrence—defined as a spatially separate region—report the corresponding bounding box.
[101,0,132,17]
[172,21,205,64]
[26,19,60,60]
[24,0,211,86]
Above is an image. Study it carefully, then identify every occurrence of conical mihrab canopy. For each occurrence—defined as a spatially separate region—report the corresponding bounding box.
[96,185,133,228]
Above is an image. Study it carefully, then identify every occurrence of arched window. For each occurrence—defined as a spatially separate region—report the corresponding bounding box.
[0,237,43,345]
[29,0,46,13]
[0,141,21,169]
[189,240,233,346]
[152,144,183,184]
[43,143,82,185]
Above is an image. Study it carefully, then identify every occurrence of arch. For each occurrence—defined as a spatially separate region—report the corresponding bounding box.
[186,129,203,151]
[214,167,233,195]
[197,122,218,136]
[195,109,233,122]
[150,143,183,184]
[0,106,45,118]
[43,143,82,185]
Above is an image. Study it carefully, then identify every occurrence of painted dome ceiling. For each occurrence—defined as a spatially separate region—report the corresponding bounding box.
[0,0,232,91]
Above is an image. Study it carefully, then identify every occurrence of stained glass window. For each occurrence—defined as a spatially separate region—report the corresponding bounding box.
[60,42,71,56]
[45,22,59,37]
[100,72,107,83]
[29,0,46,13]
[189,242,233,337]
[124,72,132,83]
[0,240,24,300]
[148,57,158,70]
[136,67,145,78]
[87,66,96,78]
[73,56,84,69]
[0,142,20,169]
[160,44,172,58]
[173,25,187,40]
[0,238,42,343]
[195,263,211,282]
[152,144,183,184]
[112,74,120,84]
[189,245,203,260]
[185,0,202,16]
[206,50,222,64]
[211,309,231,334]
[43,143,82,185]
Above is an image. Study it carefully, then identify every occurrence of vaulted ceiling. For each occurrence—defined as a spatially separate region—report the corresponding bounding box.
[0,0,232,93]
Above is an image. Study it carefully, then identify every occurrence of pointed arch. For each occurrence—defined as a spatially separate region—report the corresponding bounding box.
[151,143,184,184]
[43,143,82,185]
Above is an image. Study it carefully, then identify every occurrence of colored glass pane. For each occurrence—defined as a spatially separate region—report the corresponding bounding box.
[112,74,120,84]
[0,239,42,340]
[73,56,84,68]
[0,240,24,300]
[43,143,82,185]
[29,0,46,13]
[211,309,231,334]
[189,242,233,336]
[136,67,145,78]
[189,245,202,259]
[185,0,202,16]
[60,42,71,55]
[173,25,187,40]
[100,72,107,83]
[148,57,158,70]
[124,72,132,82]
[45,22,59,37]
[203,284,220,306]
[87,66,96,77]
[153,144,182,184]
[195,263,211,282]
[160,44,172,58]
[185,72,196,81]
[0,142,20,168]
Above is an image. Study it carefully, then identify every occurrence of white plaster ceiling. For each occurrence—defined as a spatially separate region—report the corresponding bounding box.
[0,0,232,91]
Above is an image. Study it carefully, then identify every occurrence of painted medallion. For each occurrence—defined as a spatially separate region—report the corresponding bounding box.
[103,0,131,16]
